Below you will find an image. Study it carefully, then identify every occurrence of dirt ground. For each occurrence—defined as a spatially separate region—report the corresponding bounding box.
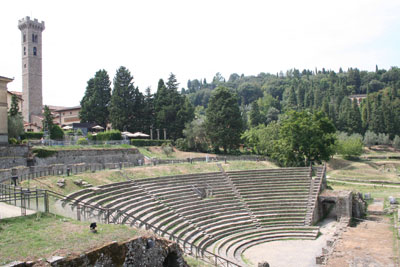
[326,215,397,267]
[243,218,338,267]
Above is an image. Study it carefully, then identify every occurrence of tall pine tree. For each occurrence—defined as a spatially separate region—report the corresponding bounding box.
[109,66,144,132]
[79,70,111,127]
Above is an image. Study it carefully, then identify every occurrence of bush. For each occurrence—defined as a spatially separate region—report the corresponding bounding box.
[377,133,390,145]
[77,137,88,145]
[87,132,95,141]
[161,143,174,157]
[76,129,84,136]
[96,130,122,141]
[363,130,377,147]
[21,132,44,140]
[393,135,400,149]
[8,138,18,144]
[130,139,172,146]
[175,138,189,151]
[336,133,363,159]
[50,125,65,140]
[32,148,57,158]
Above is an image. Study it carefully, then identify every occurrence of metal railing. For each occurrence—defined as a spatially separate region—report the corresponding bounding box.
[0,184,242,267]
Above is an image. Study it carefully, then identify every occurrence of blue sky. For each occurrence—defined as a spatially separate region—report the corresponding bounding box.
[0,0,399,106]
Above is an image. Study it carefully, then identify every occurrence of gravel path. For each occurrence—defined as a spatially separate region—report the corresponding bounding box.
[243,218,338,267]
[329,179,400,188]
[0,202,36,219]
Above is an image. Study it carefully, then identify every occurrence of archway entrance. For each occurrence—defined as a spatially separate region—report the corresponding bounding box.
[163,251,179,267]
[321,199,337,220]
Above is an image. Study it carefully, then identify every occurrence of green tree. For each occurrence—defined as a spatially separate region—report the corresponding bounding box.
[272,110,336,166]
[363,130,377,148]
[9,94,20,116]
[42,105,54,134]
[154,74,194,140]
[205,86,243,153]
[8,94,24,140]
[250,101,262,127]
[242,122,280,155]
[79,70,111,127]
[50,125,64,140]
[393,135,400,149]
[180,118,209,152]
[109,66,144,132]
[336,132,363,159]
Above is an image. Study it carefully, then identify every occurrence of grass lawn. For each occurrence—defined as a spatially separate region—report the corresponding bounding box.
[327,156,400,182]
[32,144,135,151]
[20,160,277,195]
[137,146,216,159]
[0,213,139,265]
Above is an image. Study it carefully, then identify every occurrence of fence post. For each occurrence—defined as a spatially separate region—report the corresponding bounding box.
[77,204,81,221]
[44,190,49,213]
[36,187,39,210]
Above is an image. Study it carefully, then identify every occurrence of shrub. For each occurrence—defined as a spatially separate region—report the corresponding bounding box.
[76,129,84,136]
[161,143,174,157]
[130,139,172,146]
[96,130,122,141]
[21,132,44,140]
[87,132,95,141]
[8,138,18,144]
[393,135,400,149]
[50,125,65,140]
[363,131,377,148]
[175,138,189,151]
[32,148,57,158]
[336,133,363,159]
[377,133,390,145]
[77,137,88,145]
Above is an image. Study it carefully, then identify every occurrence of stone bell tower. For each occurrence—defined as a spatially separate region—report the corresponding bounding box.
[18,16,45,123]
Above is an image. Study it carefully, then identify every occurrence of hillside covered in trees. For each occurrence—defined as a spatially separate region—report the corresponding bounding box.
[183,66,400,137]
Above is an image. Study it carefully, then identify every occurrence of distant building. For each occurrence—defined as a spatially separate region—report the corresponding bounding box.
[54,106,81,126]
[348,94,367,106]
[0,76,13,144]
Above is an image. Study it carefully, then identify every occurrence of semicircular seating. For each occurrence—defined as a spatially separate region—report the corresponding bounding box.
[63,166,325,266]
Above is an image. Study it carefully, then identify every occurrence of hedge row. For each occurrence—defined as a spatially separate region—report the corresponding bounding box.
[130,139,172,146]
[88,130,122,141]
[21,132,44,140]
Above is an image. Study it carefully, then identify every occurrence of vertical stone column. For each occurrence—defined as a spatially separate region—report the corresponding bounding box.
[156,129,160,140]
[163,128,166,140]
[0,76,13,145]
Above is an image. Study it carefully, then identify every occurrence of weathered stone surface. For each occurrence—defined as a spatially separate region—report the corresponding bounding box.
[73,179,83,186]
[258,261,270,267]
[352,192,366,218]
[34,148,143,167]
[46,236,188,267]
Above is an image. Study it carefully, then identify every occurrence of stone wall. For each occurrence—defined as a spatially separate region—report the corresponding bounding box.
[8,236,189,267]
[0,145,28,169]
[317,190,353,221]
[34,148,143,166]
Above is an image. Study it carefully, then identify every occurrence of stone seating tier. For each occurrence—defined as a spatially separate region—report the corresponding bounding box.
[64,167,324,264]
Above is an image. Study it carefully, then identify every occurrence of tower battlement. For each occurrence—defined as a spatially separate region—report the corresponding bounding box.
[18,16,45,31]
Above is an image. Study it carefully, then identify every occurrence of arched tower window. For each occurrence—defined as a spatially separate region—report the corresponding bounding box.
[23,34,26,43]
[24,47,26,55]
[33,47,37,56]
[32,34,35,42]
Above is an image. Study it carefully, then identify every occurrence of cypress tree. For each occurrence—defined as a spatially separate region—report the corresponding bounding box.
[205,86,243,153]
[109,66,143,132]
